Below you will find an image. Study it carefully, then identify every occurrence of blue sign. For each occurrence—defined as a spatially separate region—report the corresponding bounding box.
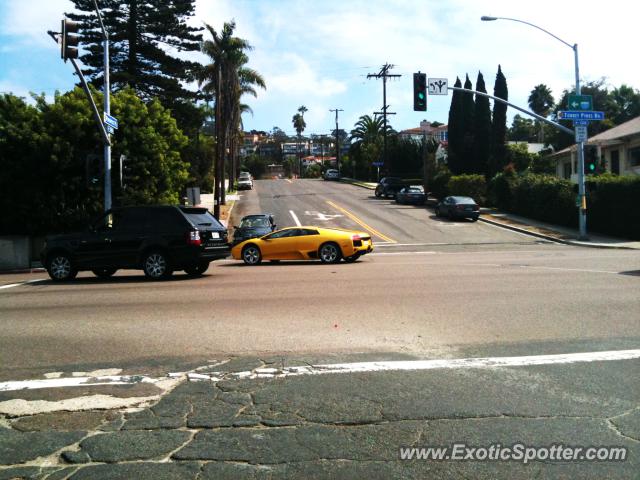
[558,111,604,121]
[573,120,589,126]
[104,113,119,129]
[372,161,384,167]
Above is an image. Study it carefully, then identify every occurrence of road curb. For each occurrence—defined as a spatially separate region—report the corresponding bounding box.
[479,217,638,250]
[0,267,46,275]
[339,178,376,190]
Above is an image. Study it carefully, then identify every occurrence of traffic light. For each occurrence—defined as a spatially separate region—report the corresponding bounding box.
[584,145,598,174]
[61,18,79,61]
[85,154,102,187]
[413,73,427,111]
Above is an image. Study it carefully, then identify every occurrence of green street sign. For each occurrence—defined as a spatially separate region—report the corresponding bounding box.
[568,95,592,111]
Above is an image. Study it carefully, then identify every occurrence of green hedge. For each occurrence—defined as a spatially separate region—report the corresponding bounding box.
[430,168,451,199]
[586,174,640,239]
[447,174,487,203]
[487,173,640,239]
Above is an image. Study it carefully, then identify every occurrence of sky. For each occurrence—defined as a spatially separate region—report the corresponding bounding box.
[0,0,638,137]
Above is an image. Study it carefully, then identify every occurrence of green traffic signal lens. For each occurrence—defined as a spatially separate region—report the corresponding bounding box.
[589,164,595,171]
[418,93,425,100]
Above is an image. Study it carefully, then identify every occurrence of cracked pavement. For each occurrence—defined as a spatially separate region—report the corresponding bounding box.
[0,354,638,479]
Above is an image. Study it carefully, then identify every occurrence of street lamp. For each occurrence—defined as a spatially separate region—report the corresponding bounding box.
[481,15,587,239]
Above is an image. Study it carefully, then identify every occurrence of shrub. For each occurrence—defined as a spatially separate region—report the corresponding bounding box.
[430,166,451,199]
[487,173,514,210]
[447,174,487,204]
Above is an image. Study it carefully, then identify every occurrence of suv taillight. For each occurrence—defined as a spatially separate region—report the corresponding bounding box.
[187,230,202,246]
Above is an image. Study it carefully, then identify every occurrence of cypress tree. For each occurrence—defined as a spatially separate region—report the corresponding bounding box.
[473,71,491,175]
[447,77,463,174]
[489,65,508,178]
[67,0,203,130]
[461,74,475,173]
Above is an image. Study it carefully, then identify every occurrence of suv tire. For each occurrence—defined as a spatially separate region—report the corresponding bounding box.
[143,250,172,280]
[47,253,78,281]
[184,261,210,276]
[92,268,117,278]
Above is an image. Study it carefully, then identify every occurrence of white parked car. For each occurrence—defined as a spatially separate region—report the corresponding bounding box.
[237,177,253,190]
[323,169,340,181]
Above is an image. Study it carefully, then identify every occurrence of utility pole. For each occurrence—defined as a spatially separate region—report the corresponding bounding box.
[367,63,400,174]
[93,0,111,212]
[329,108,343,173]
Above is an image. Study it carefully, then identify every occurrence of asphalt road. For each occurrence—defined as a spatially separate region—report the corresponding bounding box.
[1,179,638,478]
[1,179,639,378]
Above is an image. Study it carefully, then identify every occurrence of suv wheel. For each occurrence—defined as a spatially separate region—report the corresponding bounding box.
[47,253,78,281]
[184,261,210,276]
[242,245,262,265]
[319,243,342,264]
[92,268,117,278]
[143,251,172,280]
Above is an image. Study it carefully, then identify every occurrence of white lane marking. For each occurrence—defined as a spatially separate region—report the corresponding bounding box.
[304,211,344,222]
[0,374,168,392]
[376,242,450,247]
[221,349,640,381]
[373,251,437,256]
[2,350,638,396]
[289,210,301,226]
[0,279,46,290]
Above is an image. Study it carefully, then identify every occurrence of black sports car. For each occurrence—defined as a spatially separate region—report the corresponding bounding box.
[232,214,277,245]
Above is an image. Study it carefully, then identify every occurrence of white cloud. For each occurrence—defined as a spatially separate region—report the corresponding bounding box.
[1,0,72,48]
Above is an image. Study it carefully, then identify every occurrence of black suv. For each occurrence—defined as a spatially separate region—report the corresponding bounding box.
[374,177,408,198]
[41,206,230,281]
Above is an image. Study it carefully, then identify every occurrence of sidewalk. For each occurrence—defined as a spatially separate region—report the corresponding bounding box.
[199,193,239,228]
[479,210,640,250]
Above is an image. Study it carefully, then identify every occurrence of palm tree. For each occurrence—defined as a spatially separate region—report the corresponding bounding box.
[528,84,555,144]
[350,114,387,145]
[228,61,265,187]
[198,21,262,217]
[292,111,306,175]
[350,115,392,180]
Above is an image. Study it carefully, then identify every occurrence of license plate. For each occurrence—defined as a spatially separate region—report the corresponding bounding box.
[210,232,220,239]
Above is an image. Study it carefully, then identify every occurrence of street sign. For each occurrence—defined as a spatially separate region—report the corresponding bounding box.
[428,78,448,95]
[104,113,119,130]
[573,120,589,126]
[568,94,593,111]
[558,111,604,121]
[372,161,383,167]
[574,125,588,143]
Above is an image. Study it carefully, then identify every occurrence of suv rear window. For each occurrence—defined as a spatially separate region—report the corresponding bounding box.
[181,207,224,229]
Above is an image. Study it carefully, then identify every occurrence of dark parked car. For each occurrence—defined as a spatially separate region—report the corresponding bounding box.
[374,177,408,198]
[232,214,276,245]
[41,206,230,281]
[435,196,480,221]
[395,186,427,205]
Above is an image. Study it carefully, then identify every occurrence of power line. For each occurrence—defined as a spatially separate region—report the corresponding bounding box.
[367,63,401,174]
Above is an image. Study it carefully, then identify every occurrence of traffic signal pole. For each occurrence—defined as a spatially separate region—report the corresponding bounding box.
[93,0,111,212]
[573,44,588,239]
[47,31,110,146]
